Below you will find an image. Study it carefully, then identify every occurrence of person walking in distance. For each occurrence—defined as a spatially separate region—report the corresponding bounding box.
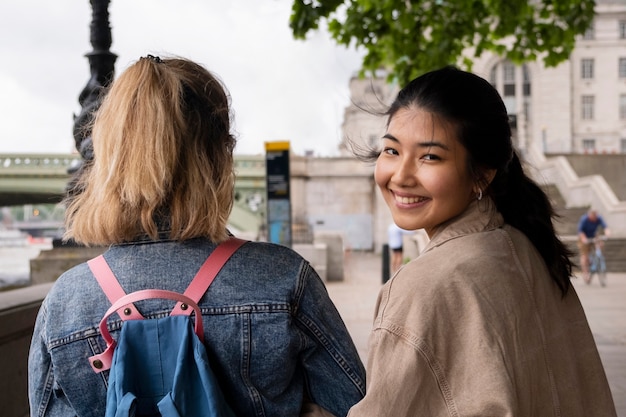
[348,66,616,416]
[387,222,415,273]
[577,208,610,284]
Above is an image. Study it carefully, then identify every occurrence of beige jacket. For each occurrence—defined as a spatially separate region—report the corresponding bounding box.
[349,201,616,417]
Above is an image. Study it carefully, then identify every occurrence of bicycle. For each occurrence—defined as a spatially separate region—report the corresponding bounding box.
[586,236,608,287]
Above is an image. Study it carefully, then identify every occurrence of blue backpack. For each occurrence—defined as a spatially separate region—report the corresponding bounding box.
[87,238,246,417]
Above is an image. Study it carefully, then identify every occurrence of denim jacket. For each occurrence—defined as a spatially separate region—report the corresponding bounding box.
[29,237,365,417]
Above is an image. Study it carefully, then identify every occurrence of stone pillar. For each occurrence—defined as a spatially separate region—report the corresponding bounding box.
[314,231,345,282]
[30,245,105,284]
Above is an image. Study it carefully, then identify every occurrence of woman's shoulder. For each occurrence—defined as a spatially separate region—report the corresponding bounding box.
[39,260,110,339]
[49,261,97,298]
[422,227,512,266]
[377,228,527,335]
[238,239,302,255]
[236,240,309,268]
[389,227,522,298]
[225,240,321,286]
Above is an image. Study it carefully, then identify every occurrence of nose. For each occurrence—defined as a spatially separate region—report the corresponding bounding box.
[392,156,418,187]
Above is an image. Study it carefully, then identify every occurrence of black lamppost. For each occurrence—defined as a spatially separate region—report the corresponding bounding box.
[57,0,116,246]
[72,0,117,164]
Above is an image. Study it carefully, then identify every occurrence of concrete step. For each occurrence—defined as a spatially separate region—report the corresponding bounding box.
[541,183,589,236]
[601,238,626,273]
[554,206,588,237]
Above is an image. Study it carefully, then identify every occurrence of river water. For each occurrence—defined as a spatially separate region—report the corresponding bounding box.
[0,238,52,289]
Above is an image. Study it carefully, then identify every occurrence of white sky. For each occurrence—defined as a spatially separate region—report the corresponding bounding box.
[0,0,365,157]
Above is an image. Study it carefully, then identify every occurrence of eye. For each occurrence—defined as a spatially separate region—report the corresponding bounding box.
[421,153,441,161]
[382,147,399,156]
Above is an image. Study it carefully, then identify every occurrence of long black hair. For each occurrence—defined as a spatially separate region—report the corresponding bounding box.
[386,66,574,295]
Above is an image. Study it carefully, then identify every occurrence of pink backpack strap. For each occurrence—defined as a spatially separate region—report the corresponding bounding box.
[89,289,205,373]
[88,256,144,320]
[170,237,247,315]
[88,237,247,319]
[87,236,247,373]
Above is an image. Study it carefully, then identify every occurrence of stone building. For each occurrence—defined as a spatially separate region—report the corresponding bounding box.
[340,0,626,156]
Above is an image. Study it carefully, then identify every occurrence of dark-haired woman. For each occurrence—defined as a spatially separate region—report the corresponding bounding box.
[348,66,616,416]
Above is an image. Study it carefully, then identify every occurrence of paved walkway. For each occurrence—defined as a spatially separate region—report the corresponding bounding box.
[327,251,626,416]
[2,244,623,414]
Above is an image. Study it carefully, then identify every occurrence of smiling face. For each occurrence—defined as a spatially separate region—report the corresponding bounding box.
[375,106,477,238]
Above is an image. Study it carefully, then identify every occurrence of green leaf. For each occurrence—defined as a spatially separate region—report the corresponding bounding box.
[289,0,597,85]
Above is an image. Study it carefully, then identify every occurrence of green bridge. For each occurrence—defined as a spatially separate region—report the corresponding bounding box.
[0,153,267,236]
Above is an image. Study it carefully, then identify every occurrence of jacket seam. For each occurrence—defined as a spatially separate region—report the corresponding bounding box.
[238,312,266,417]
[35,304,54,417]
[295,312,366,395]
[47,304,292,349]
[293,262,365,395]
[377,321,459,417]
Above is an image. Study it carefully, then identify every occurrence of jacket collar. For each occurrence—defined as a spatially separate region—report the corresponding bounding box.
[422,198,503,254]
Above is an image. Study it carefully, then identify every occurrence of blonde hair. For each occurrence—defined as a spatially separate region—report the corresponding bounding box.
[64,56,236,245]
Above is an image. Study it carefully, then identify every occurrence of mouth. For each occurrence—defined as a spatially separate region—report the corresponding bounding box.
[392,192,429,205]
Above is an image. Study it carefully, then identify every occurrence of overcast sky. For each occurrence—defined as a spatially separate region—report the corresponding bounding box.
[0,0,365,156]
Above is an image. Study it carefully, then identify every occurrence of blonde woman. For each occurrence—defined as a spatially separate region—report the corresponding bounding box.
[28,55,364,417]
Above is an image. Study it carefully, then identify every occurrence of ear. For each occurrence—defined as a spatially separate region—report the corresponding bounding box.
[473,168,497,195]
[483,168,497,186]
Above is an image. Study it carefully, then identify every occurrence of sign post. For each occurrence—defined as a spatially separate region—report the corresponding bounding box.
[264,141,292,247]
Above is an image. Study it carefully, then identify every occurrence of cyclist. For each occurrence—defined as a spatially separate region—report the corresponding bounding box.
[577,208,611,284]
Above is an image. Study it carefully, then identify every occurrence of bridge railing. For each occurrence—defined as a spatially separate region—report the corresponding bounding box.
[0,154,82,174]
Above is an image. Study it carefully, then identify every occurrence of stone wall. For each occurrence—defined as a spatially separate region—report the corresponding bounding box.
[557,153,626,201]
[0,283,52,417]
[290,156,382,251]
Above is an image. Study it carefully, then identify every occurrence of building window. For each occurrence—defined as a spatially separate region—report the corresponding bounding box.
[489,60,532,119]
[620,58,626,78]
[503,61,515,96]
[621,138,626,153]
[582,95,594,120]
[581,59,594,79]
[582,139,596,152]
[621,95,626,120]
[583,24,595,40]
[620,20,626,39]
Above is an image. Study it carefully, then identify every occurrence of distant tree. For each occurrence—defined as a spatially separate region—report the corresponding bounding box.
[290,0,596,85]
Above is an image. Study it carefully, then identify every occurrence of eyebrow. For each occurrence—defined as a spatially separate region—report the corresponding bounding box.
[382,133,450,151]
